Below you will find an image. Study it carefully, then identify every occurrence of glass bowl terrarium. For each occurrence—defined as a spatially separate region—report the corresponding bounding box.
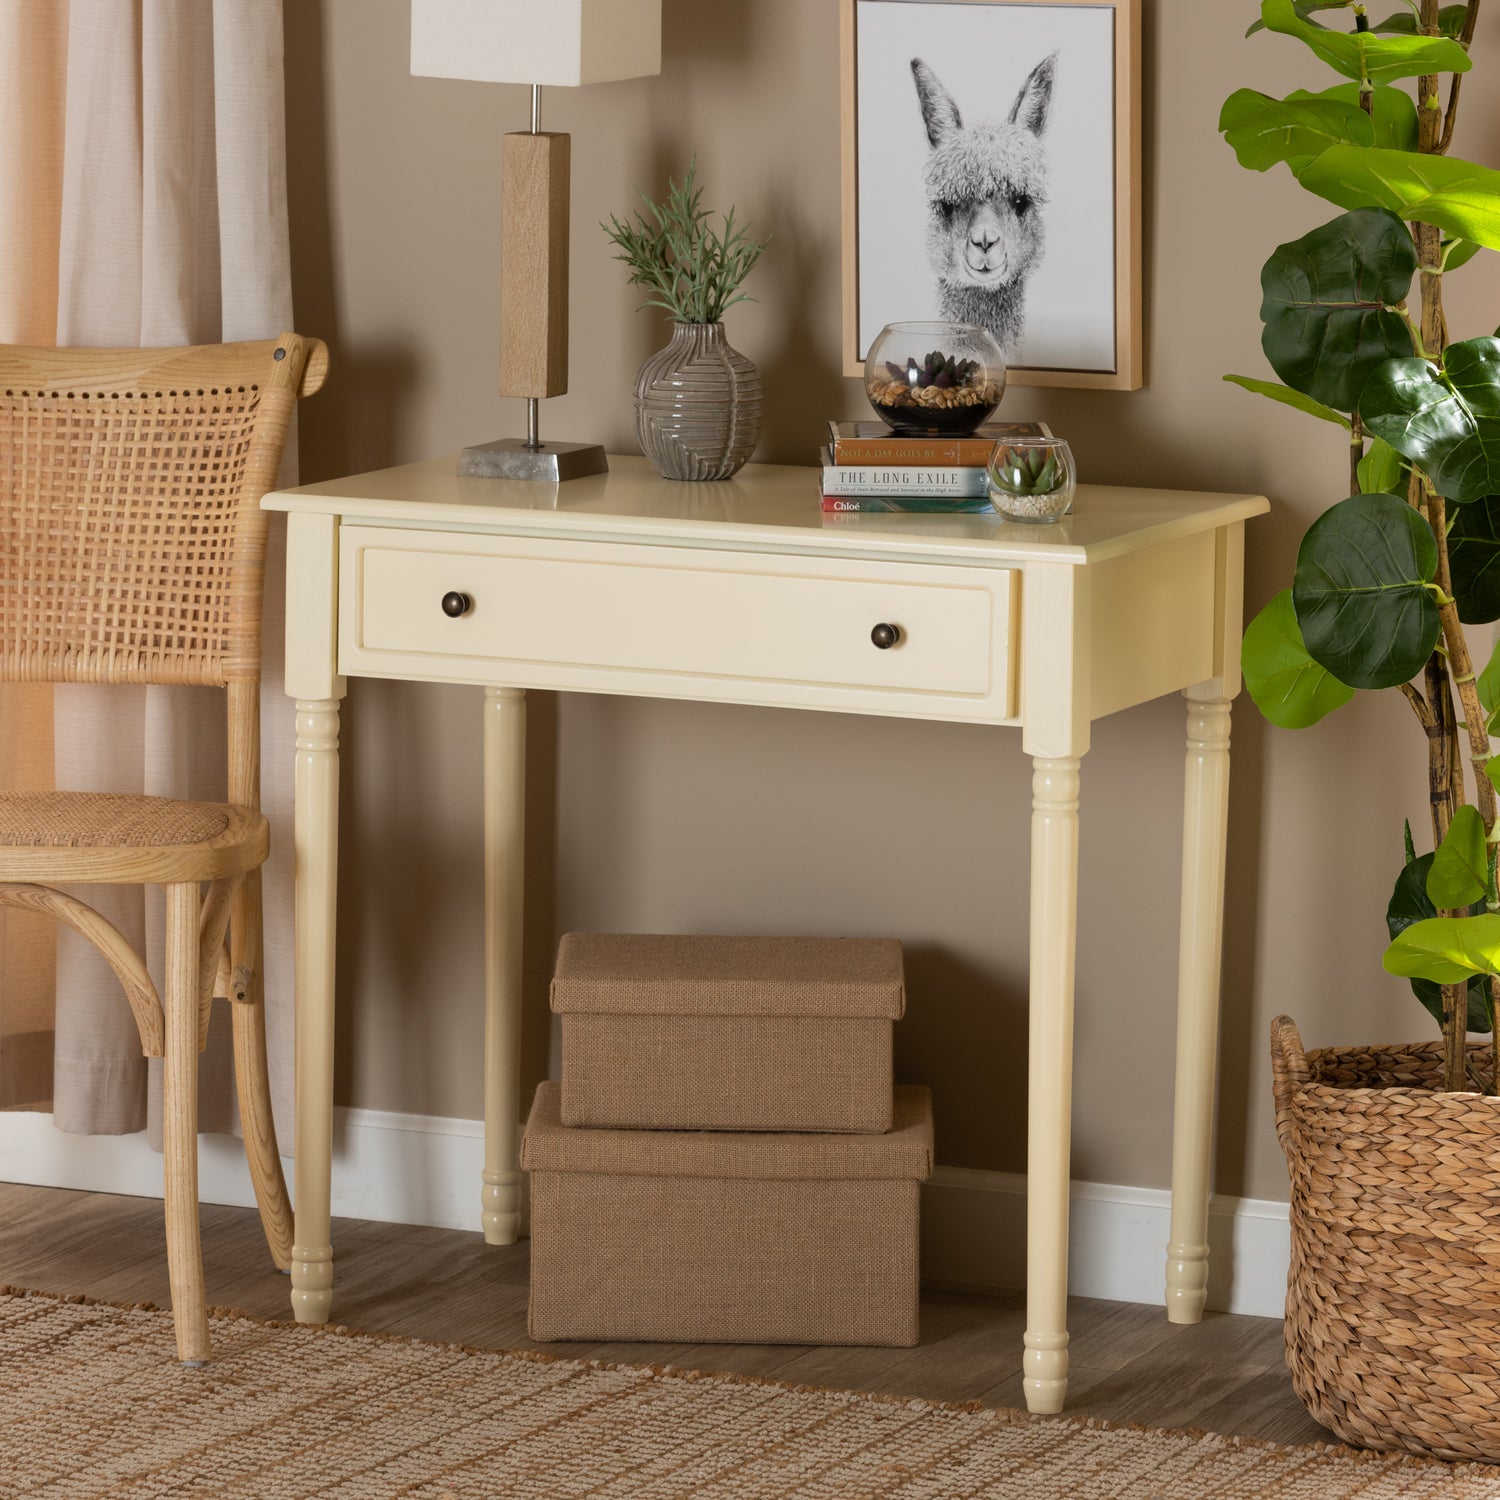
[986,436,1076,523]
[864,321,1007,435]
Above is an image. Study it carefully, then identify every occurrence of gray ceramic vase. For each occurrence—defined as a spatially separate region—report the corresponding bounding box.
[634,321,763,481]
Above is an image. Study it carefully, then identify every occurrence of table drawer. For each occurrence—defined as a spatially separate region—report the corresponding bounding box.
[339,527,1015,719]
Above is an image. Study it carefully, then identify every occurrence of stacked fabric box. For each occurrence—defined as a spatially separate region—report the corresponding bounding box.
[521,933,932,1347]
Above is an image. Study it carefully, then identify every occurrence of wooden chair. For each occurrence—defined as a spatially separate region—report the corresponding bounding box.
[0,334,328,1363]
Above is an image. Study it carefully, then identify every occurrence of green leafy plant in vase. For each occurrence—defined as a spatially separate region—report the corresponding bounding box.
[603,159,770,481]
[1225,0,1500,1459]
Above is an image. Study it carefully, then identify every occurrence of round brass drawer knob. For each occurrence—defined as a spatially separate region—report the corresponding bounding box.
[441,591,473,618]
[870,622,902,650]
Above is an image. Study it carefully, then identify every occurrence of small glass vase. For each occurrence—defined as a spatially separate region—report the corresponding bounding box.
[986,437,1076,524]
[863,321,1006,436]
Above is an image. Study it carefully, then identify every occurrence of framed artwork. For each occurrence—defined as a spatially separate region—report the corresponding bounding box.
[840,0,1141,390]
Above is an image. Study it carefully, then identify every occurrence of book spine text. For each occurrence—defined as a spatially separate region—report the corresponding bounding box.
[820,465,989,497]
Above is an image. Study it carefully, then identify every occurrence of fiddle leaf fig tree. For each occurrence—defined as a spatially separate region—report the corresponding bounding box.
[1225,0,1500,1092]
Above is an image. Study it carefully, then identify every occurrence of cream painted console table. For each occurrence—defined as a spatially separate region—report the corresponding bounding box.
[263,455,1267,1414]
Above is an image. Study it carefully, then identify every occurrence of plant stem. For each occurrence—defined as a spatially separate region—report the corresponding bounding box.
[1491,975,1500,1094]
[1415,3,1449,358]
[1417,525,1467,1090]
[1349,414,1364,496]
[1438,0,1482,154]
[1424,645,1455,848]
[1431,505,1493,823]
[1401,680,1433,729]
[1451,716,1467,813]
[1413,0,1478,1091]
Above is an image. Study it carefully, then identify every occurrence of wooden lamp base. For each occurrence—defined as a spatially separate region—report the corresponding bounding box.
[460,125,604,483]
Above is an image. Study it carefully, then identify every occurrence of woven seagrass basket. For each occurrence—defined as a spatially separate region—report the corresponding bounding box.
[1272,1014,1500,1462]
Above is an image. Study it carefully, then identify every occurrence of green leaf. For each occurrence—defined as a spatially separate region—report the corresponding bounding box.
[1384,913,1500,987]
[1291,491,1440,689]
[1429,805,1490,909]
[1223,374,1351,427]
[1387,855,1493,1030]
[1361,337,1500,503]
[1247,0,1354,36]
[1241,589,1356,727]
[1478,638,1500,720]
[1357,435,1407,495]
[1259,0,1472,82]
[1220,83,1415,180]
[1369,5,1469,37]
[1449,497,1500,624]
[1404,818,1417,866]
[1296,148,1500,252]
[1487,757,1500,799]
[1219,88,1373,172]
[1444,238,1484,273]
[1318,82,1419,151]
[1260,209,1417,411]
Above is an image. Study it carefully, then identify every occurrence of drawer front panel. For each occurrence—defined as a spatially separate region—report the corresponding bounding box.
[340,528,1014,718]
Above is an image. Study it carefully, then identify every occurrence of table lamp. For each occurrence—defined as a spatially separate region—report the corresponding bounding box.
[411,0,663,481]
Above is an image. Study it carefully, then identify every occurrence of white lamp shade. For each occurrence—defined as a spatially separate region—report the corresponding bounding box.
[411,0,662,87]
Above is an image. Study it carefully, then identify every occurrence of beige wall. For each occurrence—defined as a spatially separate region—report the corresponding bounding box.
[283,0,1500,1204]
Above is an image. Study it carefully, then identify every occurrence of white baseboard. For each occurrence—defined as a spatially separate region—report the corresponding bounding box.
[0,1106,485,1232]
[0,1110,1290,1320]
[922,1165,1290,1319]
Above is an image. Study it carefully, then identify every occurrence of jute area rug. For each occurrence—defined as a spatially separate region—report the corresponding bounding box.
[3,1288,1497,1500]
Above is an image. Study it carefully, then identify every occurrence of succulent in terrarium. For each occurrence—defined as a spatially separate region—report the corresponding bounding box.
[990,443,1064,494]
[986,438,1077,524]
[886,348,982,391]
[863,321,1006,434]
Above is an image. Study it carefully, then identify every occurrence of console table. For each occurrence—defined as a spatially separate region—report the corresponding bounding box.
[263,455,1267,1414]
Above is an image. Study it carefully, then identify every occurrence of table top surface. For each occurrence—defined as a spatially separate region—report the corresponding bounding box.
[265,455,1269,567]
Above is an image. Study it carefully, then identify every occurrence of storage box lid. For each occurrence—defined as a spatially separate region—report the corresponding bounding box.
[521,1083,932,1181]
[550,933,906,1019]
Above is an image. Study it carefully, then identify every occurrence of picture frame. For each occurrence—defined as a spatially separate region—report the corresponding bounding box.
[839,0,1141,391]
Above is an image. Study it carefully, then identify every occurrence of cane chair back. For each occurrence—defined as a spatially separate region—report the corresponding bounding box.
[0,337,326,691]
[0,334,328,1363]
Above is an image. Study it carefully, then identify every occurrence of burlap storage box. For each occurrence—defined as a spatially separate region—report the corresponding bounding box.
[523,1081,932,1346]
[551,933,905,1132]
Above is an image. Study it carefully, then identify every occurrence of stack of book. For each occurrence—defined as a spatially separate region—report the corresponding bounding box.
[820,419,1052,513]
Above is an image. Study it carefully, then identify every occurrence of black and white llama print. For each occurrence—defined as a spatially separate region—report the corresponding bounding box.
[910,53,1057,357]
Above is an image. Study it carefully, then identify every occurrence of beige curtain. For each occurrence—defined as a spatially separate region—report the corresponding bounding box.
[0,0,297,1148]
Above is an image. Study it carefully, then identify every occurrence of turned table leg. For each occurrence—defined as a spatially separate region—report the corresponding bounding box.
[1024,754,1082,1415]
[1165,692,1233,1323]
[291,697,340,1323]
[482,686,525,1244]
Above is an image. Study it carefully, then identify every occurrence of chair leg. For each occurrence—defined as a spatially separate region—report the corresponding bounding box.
[163,881,211,1365]
[229,867,293,1270]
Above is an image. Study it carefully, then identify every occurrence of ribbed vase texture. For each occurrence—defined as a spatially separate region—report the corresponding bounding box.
[634,322,762,481]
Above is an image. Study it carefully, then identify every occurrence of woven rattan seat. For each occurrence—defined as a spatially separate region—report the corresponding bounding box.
[0,334,327,1365]
[0,792,231,848]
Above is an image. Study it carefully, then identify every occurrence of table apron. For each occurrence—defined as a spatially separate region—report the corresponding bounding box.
[338,525,1020,723]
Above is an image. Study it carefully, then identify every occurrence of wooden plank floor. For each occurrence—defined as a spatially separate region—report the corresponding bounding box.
[0,1180,1330,1448]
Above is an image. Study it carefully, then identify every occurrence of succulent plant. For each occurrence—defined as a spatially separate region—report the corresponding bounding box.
[885,348,980,391]
[989,443,1064,494]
